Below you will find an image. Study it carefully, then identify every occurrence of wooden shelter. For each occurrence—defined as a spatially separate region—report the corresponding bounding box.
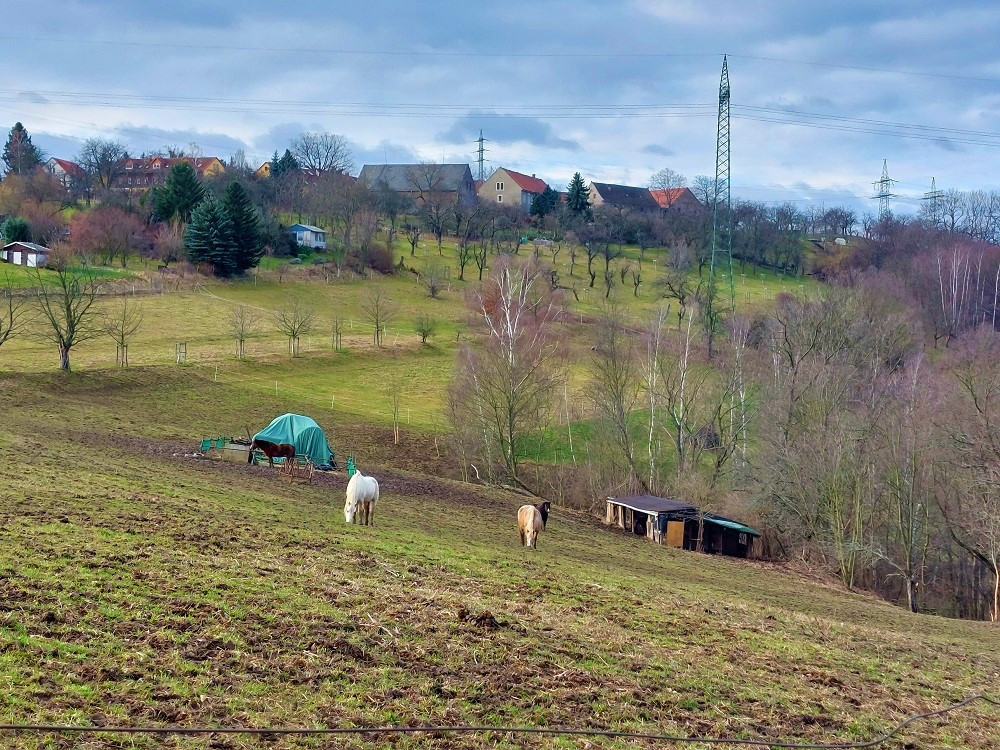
[606,495,760,558]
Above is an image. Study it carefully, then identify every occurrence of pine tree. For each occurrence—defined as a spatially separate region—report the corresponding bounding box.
[530,185,560,218]
[566,172,590,216]
[271,149,300,178]
[3,122,43,176]
[153,162,205,223]
[185,198,238,277]
[222,181,264,274]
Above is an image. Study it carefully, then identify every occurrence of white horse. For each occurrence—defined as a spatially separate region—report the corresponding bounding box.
[517,501,550,549]
[344,472,379,526]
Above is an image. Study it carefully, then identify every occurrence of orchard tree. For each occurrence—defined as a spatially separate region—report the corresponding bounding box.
[185,198,238,276]
[0,273,28,351]
[33,252,101,371]
[3,122,43,176]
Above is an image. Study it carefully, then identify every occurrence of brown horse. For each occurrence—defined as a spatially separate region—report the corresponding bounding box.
[248,439,296,467]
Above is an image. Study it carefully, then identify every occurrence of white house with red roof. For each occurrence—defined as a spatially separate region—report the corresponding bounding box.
[45,157,86,189]
[478,168,548,213]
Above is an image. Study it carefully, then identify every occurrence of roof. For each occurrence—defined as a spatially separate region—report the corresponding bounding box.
[47,157,85,177]
[501,169,548,194]
[288,224,325,233]
[591,182,660,211]
[3,241,50,253]
[608,495,697,514]
[124,157,223,174]
[705,516,761,537]
[649,187,686,208]
[358,163,473,193]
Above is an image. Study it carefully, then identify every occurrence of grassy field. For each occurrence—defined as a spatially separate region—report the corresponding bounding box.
[0,368,998,749]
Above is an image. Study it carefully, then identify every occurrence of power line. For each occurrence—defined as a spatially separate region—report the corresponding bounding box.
[0,694,996,748]
[726,54,1000,85]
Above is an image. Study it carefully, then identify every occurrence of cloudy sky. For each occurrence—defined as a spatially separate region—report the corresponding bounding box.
[4,0,999,214]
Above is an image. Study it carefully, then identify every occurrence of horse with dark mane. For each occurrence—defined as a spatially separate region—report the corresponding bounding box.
[248,439,296,467]
[517,501,551,549]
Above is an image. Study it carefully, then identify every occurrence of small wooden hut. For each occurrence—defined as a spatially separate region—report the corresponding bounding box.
[606,495,760,558]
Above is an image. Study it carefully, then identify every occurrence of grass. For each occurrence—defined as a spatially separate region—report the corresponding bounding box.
[0,367,998,749]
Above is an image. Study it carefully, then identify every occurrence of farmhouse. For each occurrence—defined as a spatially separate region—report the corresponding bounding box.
[589,182,660,213]
[2,241,50,267]
[120,156,226,190]
[478,168,548,212]
[358,163,477,207]
[287,224,327,249]
[649,187,708,218]
[606,495,760,558]
[45,157,86,189]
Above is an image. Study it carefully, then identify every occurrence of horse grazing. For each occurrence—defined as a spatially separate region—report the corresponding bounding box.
[517,501,550,549]
[248,439,296,467]
[345,472,379,526]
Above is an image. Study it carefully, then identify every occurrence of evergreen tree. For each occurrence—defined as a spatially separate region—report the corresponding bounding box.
[152,162,205,223]
[222,180,264,273]
[271,149,300,178]
[1,216,31,243]
[566,172,591,216]
[530,185,560,218]
[185,198,238,277]
[3,122,43,176]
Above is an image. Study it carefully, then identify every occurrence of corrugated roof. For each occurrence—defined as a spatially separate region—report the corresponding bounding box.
[705,516,760,537]
[609,495,696,514]
[288,224,325,233]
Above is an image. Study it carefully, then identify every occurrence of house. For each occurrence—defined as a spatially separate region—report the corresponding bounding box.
[287,224,327,249]
[255,162,271,179]
[478,168,548,213]
[120,156,226,191]
[649,187,708,218]
[45,157,86,189]
[588,182,660,213]
[358,164,477,207]
[605,495,760,558]
[2,241,50,268]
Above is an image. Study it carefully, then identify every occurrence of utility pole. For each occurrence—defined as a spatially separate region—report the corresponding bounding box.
[476,130,488,182]
[921,176,944,227]
[872,159,897,221]
[706,55,735,357]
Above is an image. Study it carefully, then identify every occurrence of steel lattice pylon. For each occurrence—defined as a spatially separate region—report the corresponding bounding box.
[708,55,735,316]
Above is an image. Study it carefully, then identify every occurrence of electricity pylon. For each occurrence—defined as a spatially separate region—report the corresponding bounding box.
[706,55,735,356]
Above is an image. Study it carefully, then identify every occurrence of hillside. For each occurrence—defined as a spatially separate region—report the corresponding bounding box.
[1,367,998,749]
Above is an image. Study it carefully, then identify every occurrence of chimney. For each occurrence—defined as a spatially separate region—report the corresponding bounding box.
[532,174,536,178]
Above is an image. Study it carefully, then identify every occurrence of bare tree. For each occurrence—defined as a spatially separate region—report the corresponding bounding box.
[290,132,353,175]
[449,259,562,485]
[360,287,400,347]
[33,261,102,371]
[648,167,687,205]
[76,138,129,190]
[407,164,455,254]
[0,274,28,351]
[420,260,448,298]
[403,221,422,257]
[101,298,143,367]
[332,314,344,351]
[414,313,438,345]
[274,297,316,357]
[228,304,259,359]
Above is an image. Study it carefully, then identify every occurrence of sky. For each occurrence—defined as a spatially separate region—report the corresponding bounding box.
[3,0,1000,215]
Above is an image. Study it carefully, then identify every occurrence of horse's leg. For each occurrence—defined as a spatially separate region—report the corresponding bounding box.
[368,501,375,527]
[519,528,526,546]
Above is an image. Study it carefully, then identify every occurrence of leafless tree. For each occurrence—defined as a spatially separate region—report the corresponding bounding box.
[101,298,143,367]
[414,313,438,345]
[407,164,455,254]
[274,297,316,357]
[420,260,448,298]
[360,287,400,347]
[76,138,129,190]
[648,167,687,204]
[228,304,259,359]
[0,274,28,350]
[33,260,102,371]
[290,132,353,175]
[403,221,422,257]
[332,315,344,351]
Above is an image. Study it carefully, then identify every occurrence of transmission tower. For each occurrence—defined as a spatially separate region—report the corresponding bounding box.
[872,159,897,220]
[708,55,735,322]
[921,176,944,226]
[476,130,489,182]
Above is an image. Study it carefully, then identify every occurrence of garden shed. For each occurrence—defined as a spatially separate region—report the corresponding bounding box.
[606,495,760,558]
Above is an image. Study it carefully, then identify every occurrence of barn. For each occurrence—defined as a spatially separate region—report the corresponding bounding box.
[606,495,760,558]
[2,241,50,268]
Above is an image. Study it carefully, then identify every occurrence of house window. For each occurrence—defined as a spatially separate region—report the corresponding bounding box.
[497,182,503,190]
[125,163,133,170]
[497,195,502,203]
[153,162,161,169]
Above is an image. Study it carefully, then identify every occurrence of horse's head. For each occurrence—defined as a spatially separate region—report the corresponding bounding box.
[344,496,358,524]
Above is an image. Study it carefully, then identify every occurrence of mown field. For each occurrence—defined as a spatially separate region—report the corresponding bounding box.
[1,368,999,749]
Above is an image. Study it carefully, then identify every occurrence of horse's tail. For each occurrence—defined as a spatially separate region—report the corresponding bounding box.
[247,441,256,464]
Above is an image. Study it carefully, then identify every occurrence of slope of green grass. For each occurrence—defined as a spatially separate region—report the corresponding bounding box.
[0,369,997,749]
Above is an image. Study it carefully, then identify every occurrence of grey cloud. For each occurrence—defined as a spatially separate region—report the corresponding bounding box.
[642,144,675,157]
[439,112,579,151]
